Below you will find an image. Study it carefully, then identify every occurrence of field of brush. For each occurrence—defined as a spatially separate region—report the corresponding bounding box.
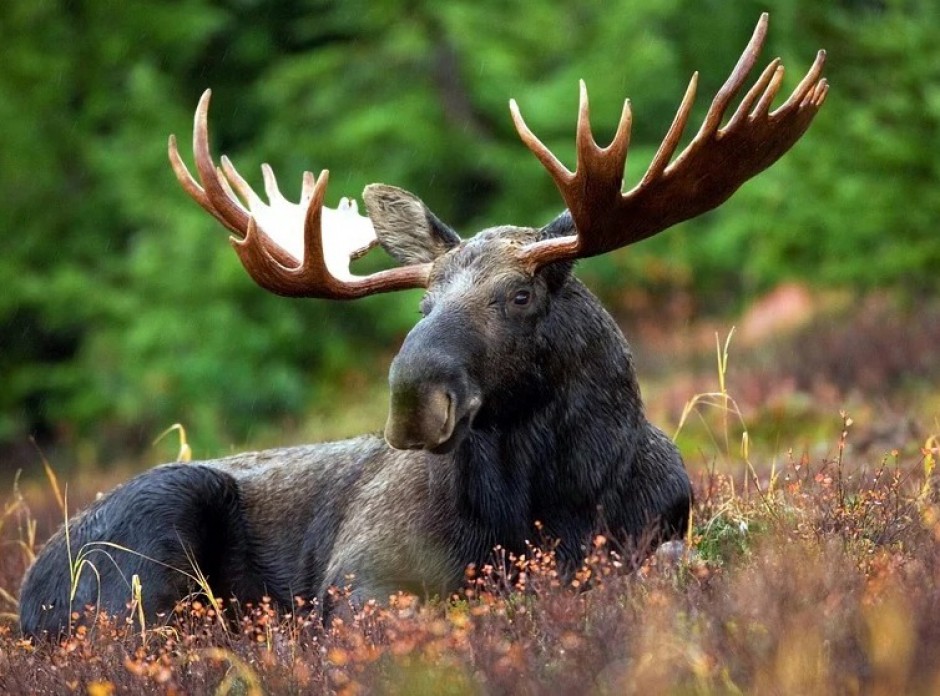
[1,293,938,695]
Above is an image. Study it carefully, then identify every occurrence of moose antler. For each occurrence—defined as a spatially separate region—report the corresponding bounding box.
[511,13,829,269]
[168,90,431,299]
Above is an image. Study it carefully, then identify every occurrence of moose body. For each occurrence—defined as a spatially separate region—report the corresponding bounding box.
[20,226,690,637]
[19,14,827,639]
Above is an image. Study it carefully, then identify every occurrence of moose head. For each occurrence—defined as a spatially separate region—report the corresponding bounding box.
[169,14,826,456]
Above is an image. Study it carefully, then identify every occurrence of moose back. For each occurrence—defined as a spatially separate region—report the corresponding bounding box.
[20,14,827,639]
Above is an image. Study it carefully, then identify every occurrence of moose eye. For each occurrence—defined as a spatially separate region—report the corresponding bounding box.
[512,289,531,306]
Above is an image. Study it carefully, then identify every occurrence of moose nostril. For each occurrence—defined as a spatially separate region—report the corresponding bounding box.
[384,384,459,450]
[438,391,457,441]
[423,388,456,445]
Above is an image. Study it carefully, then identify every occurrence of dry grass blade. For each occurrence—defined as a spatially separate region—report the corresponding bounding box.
[153,423,193,462]
[203,648,264,696]
[29,438,65,515]
[0,586,19,609]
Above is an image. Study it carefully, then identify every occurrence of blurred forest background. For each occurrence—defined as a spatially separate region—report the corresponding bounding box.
[1,0,938,473]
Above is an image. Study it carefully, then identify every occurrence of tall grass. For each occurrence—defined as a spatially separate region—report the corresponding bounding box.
[2,432,938,693]
[1,327,938,693]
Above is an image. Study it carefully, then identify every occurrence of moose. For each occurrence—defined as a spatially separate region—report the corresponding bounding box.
[20,14,826,639]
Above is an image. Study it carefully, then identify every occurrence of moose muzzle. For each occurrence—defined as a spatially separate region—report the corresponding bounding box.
[385,384,458,451]
[384,317,482,453]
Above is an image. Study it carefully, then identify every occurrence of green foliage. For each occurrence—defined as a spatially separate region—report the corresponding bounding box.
[695,515,762,564]
[1,0,936,461]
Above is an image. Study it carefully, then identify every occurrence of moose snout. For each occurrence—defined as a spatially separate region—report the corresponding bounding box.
[386,311,484,452]
[385,384,457,450]
[385,350,483,452]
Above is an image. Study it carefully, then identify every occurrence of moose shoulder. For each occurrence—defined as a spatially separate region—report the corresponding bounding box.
[19,14,827,639]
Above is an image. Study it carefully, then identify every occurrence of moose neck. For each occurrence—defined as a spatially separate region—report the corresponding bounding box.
[447,278,644,548]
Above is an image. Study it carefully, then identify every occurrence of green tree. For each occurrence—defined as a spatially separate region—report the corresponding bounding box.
[1,0,936,466]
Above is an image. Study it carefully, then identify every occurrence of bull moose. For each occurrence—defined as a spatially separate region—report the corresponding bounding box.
[20,14,827,639]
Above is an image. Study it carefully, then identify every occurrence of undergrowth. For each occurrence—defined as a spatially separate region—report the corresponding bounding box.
[1,422,937,694]
[1,341,939,694]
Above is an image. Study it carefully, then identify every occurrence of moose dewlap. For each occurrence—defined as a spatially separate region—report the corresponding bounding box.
[20,13,826,639]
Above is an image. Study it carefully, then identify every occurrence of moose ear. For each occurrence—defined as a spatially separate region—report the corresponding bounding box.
[363,184,461,265]
[538,210,575,240]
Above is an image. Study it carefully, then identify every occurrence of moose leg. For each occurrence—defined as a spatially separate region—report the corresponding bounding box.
[640,425,692,542]
[607,424,691,551]
[19,464,261,640]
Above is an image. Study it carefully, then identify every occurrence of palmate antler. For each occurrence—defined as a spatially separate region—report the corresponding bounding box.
[168,91,431,298]
[512,12,829,270]
[169,13,826,298]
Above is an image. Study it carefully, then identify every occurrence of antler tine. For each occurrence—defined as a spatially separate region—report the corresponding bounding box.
[751,64,787,118]
[576,80,633,181]
[191,90,251,237]
[168,134,240,236]
[724,58,781,132]
[509,99,574,186]
[220,155,264,210]
[301,168,331,274]
[515,13,828,272]
[574,81,597,160]
[779,48,827,112]
[261,163,287,204]
[609,97,633,161]
[640,72,698,187]
[698,12,768,137]
[810,77,829,108]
